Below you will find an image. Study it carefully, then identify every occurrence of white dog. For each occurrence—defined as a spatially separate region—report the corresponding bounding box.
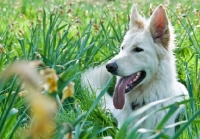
[82,4,188,137]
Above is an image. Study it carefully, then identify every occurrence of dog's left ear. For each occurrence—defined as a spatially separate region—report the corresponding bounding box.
[149,5,170,49]
[129,5,144,29]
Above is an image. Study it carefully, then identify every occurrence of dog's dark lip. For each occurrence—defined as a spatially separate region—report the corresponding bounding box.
[110,71,118,75]
[122,71,146,93]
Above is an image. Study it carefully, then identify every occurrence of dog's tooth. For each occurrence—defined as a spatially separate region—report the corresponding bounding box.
[137,72,141,76]
[133,79,136,82]
[126,86,128,89]
[130,81,133,84]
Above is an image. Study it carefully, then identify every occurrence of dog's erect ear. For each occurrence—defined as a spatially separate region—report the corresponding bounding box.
[149,5,170,49]
[129,5,144,29]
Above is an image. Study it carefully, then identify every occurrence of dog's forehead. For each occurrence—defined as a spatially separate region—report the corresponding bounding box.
[122,31,144,47]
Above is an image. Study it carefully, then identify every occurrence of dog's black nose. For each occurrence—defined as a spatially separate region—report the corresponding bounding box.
[106,62,118,73]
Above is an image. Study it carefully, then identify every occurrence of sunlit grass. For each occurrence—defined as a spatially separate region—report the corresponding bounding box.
[0,0,199,138]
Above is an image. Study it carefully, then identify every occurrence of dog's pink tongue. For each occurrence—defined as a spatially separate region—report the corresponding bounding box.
[113,77,132,109]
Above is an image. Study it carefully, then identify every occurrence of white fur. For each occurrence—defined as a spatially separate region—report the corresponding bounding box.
[82,4,188,138]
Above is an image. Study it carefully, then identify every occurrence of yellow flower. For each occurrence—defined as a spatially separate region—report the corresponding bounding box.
[18,90,28,97]
[28,93,57,138]
[1,60,57,138]
[0,44,6,53]
[63,133,74,139]
[61,82,75,102]
[40,68,58,93]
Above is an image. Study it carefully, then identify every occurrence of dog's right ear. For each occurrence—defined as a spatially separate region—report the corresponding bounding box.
[149,5,170,49]
[129,5,144,29]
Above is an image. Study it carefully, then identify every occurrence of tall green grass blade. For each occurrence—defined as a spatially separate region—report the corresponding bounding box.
[185,62,195,110]
[0,77,17,132]
[17,37,27,59]
[42,8,47,57]
[0,86,20,137]
[168,7,199,53]
[1,108,18,138]
[81,77,113,127]
[172,109,200,139]
[0,94,7,101]
[74,123,81,139]
[156,104,178,130]
[7,106,29,139]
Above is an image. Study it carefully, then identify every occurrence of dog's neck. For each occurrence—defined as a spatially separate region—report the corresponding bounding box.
[131,100,145,110]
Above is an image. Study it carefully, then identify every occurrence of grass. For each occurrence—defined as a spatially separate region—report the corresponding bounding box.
[0,0,199,138]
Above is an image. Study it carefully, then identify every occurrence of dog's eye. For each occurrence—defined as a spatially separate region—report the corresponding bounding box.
[134,47,144,52]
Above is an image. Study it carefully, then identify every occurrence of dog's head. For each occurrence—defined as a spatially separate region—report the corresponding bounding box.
[106,5,174,109]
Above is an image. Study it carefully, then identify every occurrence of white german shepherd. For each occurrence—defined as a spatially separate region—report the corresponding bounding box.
[82,4,188,137]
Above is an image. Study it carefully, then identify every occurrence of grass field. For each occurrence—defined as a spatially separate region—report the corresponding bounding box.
[0,0,199,138]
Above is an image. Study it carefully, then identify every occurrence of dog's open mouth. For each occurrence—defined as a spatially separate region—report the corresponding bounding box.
[113,71,146,109]
[124,71,146,93]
